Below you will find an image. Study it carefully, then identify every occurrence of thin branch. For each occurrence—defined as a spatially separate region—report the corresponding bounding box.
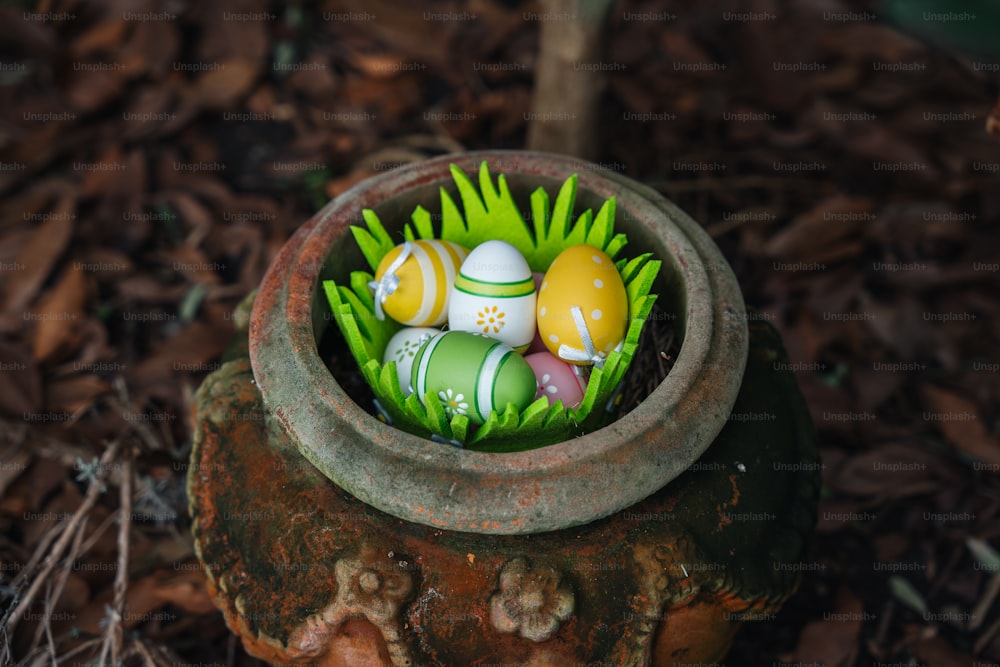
[3,440,122,636]
[0,418,95,472]
[970,570,1000,631]
[98,446,134,667]
[129,637,186,667]
[29,522,86,656]
[75,510,119,559]
[53,637,102,664]
[9,520,69,590]
[131,639,160,667]
[42,596,57,664]
[107,388,164,453]
[112,448,134,665]
[975,615,1000,655]
[18,636,102,666]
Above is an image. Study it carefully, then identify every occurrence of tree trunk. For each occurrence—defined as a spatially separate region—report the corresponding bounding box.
[527,0,616,160]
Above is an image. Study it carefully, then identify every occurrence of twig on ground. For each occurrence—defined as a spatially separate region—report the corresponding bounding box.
[0,418,103,476]
[41,581,58,664]
[52,637,102,664]
[2,439,122,637]
[131,638,160,667]
[109,379,164,452]
[869,599,895,658]
[976,616,1000,655]
[29,519,86,657]
[112,447,134,664]
[97,444,133,666]
[971,571,1000,632]
[129,637,186,667]
[12,519,69,589]
[76,510,119,559]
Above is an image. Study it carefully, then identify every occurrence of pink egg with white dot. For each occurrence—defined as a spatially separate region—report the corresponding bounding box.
[525,352,588,409]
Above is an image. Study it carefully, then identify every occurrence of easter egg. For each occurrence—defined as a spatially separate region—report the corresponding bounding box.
[410,331,537,425]
[371,239,469,327]
[525,352,588,409]
[537,245,628,366]
[448,240,536,353]
[383,327,439,396]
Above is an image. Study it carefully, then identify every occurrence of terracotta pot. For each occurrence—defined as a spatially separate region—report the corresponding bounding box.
[249,151,748,535]
[189,151,820,666]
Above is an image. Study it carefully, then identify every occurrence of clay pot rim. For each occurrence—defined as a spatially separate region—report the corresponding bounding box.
[249,151,748,534]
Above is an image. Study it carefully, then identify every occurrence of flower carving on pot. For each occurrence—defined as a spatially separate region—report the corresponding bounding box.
[306,550,416,666]
[490,557,575,642]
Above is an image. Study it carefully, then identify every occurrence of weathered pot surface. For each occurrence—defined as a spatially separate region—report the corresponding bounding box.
[249,151,749,535]
[190,298,819,666]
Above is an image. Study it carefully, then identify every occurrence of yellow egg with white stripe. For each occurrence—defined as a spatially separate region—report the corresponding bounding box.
[371,240,469,327]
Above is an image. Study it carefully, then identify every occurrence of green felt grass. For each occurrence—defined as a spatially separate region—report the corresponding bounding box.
[323,162,661,452]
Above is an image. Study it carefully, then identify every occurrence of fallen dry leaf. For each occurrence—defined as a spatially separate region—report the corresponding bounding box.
[790,586,864,667]
[921,384,1000,468]
[763,195,872,260]
[830,443,947,498]
[911,633,978,667]
[0,447,32,498]
[128,320,232,393]
[69,19,128,59]
[73,569,218,635]
[65,66,126,113]
[0,195,75,315]
[44,374,110,418]
[988,98,1000,141]
[31,265,88,362]
[190,58,259,110]
[0,340,42,416]
[165,245,221,285]
[165,191,215,246]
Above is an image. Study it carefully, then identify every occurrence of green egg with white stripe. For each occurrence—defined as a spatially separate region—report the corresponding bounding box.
[410,330,537,425]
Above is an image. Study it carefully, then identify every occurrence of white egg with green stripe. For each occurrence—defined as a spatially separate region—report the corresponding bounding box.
[447,240,537,352]
[410,331,537,425]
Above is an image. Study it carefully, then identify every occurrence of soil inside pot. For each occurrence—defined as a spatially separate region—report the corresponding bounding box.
[318,302,679,433]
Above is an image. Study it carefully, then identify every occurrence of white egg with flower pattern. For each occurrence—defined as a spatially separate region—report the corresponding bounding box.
[447,240,536,353]
[383,327,440,396]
